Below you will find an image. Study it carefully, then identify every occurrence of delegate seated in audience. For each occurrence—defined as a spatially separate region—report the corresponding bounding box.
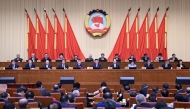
[169,53,178,61]
[57,53,64,60]
[148,93,157,102]
[99,53,107,61]
[60,95,77,109]
[168,94,184,108]
[72,54,79,61]
[36,81,46,95]
[42,60,52,69]
[94,82,107,95]
[141,53,150,61]
[67,94,76,103]
[48,102,62,109]
[174,83,185,96]
[93,92,121,109]
[0,92,10,103]
[176,59,186,68]
[17,84,24,88]
[113,53,121,62]
[128,54,136,62]
[139,84,149,97]
[154,101,167,109]
[105,99,116,109]
[72,82,81,91]
[41,53,51,62]
[8,60,19,69]
[52,84,64,95]
[128,61,137,68]
[122,91,137,107]
[29,53,38,62]
[15,88,24,97]
[25,59,35,69]
[134,94,154,109]
[152,86,160,94]
[18,98,28,109]
[118,85,131,102]
[3,102,15,109]
[14,54,23,62]
[144,60,154,69]
[85,54,94,62]
[161,89,169,97]
[110,59,120,69]
[25,91,42,109]
[92,59,102,69]
[161,60,172,69]
[74,59,84,69]
[183,87,190,102]
[58,59,68,69]
[42,90,58,102]
[73,90,80,97]
[155,53,164,61]
[163,83,170,90]
[57,83,62,89]
[22,87,28,94]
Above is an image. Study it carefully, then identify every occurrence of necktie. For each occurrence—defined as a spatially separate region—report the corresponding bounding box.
[46,65,48,68]
[13,65,15,69]
[96,64,98,67]
[165,64,168,67]
[114,64,116,67]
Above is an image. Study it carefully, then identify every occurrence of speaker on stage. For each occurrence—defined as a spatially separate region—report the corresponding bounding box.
[120,77,134,84]
[60,77,74,84]
[176,76,190,84]
[0,77,15,84]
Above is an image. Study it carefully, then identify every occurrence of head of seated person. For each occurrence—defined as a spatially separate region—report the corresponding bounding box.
[152,86,159,93]
[48,102,62,109]
[22,87,28,93]
[135,94,147,104]
[148,95,157,102]
[103,92,113,101]
[67,94,75,103]
[105,99,116,109]
[17,84,23,88]
[161,89,169,97]
[3,102,15,109]
[54,84,59,91]
[25,91,34,99]
[124,85,130,92]
[130,91,137,97]
[60,95,69,103]
[122,82,129,87]
[103,88,111,94]
[163,83,169,89]
[72,90,80,97]
[73,82,80,90]
[57,83,62,89]
[17,88,24,96]
[155,100,167,109]
[42,90,51,97]
[174,94,184,102]
[186,87,190,94]
[36,81,43,88]
[0,92,9,100]
[175,83,182,90]
[18,98,28,109]
[101,82,107,88]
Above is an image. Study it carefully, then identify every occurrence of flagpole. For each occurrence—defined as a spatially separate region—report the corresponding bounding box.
[34,8,38,49]
[146,8,150,49]
[136,8,140,49]
[25,9,29,50]
[165,7,169,48]
[126,8,131,49]
[155,7,159,49]
[52,8,57,49]
[63,8,67,49]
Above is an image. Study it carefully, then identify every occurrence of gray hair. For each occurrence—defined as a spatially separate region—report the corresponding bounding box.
[135,94,146,104]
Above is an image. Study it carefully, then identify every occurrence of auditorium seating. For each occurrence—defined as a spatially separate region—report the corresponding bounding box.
[34,96,53,107]
[75,97,87,107]
[28,89,41,96]
[69,102,84,109]
[8,97,23,103]
[6,88,17,96]
[173,102,190,108]
[14,102,38,108]
[0,102,4,109]
[94,97,103,102]
[50,88,66,93]
[50,93,61,101]
[157,97,175,103]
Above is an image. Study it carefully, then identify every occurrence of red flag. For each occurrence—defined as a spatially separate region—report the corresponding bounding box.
[27,13,36,58]
[46,13,55,59]
[36,14,46,60]
[54,14,65,59]
[158,13,167,59]
[107,14,130,61]
[64,13,85,60]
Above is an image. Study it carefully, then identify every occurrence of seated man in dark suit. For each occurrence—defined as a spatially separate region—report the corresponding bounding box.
[163,83,170,90]
[67,94,76,103]
[110,59,120,69]
[58,59,68,69]
[141,53,150,61]
[85,54,94,62]
[0,92,10,103]
[99,53,107,61]
[174,84,185,96]
[93,92,121,109]
[144,60,154,69]
[60,94,76,108]
[2,102,15,109]
[48,102,62,109]
[134,94,154,109]
[72,54,80,61]
[105,99,116,109]
[8,60,19,69]
[41,53,51,62]
[25,91,42,109]
[52,84,64,96]
[18,98,28,109]
[113,54,121,62]
[128,54,136,62]
[24,59,35,69]
[15,88,24,97]
[29,53,38,62]
[13,54,23,62]
[139,84,149,97]
[161,60,172,69]
[36,81,46,95]
[42,60,52,69]
[74,59,84,69]
[183,87,190,102]
[92,59,102,69]
[161,89,169,97]
[176,59,186,68]
[169,53,178,61]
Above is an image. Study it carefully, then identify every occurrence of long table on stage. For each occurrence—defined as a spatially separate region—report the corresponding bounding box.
[1,69,190,92]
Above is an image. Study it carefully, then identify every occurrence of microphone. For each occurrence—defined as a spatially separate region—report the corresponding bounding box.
[27,78,30,88]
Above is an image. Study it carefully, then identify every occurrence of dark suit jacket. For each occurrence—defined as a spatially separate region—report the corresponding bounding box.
[184,94,190,102]
[0,99,10,103]
[15,94,22,97]
[144,63,154,69]
[85,58,94,62]
[41,57,51,62]
[14,58,23,62]
[61,102,77,109]
[8,64,19,69]
[42,64,52,69]
[141,57,150,61]
[92,63,102,69]
[58,64,69,69]
[74,64,84,69]
[98,57,107,61]
[28,99,42,109]
[174,89,185,96]
[113,58,121,61]
[139,87,148,97]
[134,103,154,109]
[110,64,120,69]
[25,63,35,68]
[37,87,46,95]
[128,58,136,62]
[161,64,172,69]
[169,57,178,61]
[176,64,186,68]
[29,57,38,62]
[93,101,121,109]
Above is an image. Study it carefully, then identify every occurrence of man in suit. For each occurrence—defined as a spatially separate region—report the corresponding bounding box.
[92,59,102,69]
[29,53,38,62]
[155,53,164,60]
[174,84,185,96]
[128,61,137,68]
[99,53,107,61]
[139,84,149,97]
[8,60,19,69]
[25,59,35,69]
[113,54,121,62]
[72,54,79,61]
[169,53,178,61]
[41,53,51,62]
[110,59,120,69]
[176,59,186,68]
[2,102,15,109]
[183,87,190,102]
[134,94,154,109]
[14,54,23,62]
[52,84,64,96]
[57,53,65,60]
[74,59,84,69]
[25,91,42,109]
[161,60,172,69]
[105,99,116,109]
[42,60,52,69]
[144,60,154,69]
[58,59,68,69]
[0,92,10,103]
[49,102,62,109]
[67,94,76,103]
[15,88,24,97]
[93,92,121,109]
[36,81,46,95]
[18,98,28,109]
[128,54,136,62]
[85,54,94,62]
[141,53,150,61]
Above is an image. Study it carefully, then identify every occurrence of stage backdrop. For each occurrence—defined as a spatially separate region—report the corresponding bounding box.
[0,0,190,61]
